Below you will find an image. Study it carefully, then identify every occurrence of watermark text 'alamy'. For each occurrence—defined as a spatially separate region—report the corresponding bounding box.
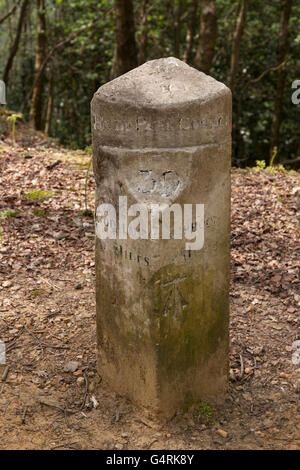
[95,197,205,251]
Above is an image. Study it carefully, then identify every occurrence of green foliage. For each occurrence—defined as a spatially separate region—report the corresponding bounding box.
[25,190,53,201]
[265,164,294,175]
[255,160,266,169]
[85,145,92,155]
[194,401,214,422]
[253,160,295,175]
[0,209,20,220]
[31,289,45,297]
[33,208,46,217]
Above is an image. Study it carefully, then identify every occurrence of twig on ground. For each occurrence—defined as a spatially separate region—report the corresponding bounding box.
[147,439,158,449]
[1,366,9,382]
[51,442,81,450]
[80,370,89,410]
[39,399,76,415]
[47,160,61,170]
[239,354,244,380]
[39,277,61,291]
[24,326,69,350]
[21,406,27,424]
[64,405,71,428]
[6,327,24,353]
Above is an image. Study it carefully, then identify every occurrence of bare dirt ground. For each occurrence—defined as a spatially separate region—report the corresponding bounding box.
[0,120,299,450]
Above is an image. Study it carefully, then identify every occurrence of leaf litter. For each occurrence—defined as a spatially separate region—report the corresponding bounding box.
[0,130,299,449]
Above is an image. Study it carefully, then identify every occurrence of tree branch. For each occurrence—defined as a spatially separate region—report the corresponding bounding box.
[235,59,288,131]
[277,156,300,166]
[22,15,110,112]
[0,1,20,26]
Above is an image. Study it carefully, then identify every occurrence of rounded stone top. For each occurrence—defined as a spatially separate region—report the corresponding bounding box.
[93,57,229,108]
[91,58,231,149]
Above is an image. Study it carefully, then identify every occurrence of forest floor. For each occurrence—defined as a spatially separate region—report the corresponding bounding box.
[0,116,299,450]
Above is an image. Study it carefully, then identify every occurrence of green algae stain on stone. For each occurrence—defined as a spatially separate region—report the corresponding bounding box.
[149,263,228,384]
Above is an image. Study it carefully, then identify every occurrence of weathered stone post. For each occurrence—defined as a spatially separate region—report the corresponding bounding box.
[91,57,231,418]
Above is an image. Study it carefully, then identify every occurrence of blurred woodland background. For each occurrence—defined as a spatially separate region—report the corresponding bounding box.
[0,0,299,166]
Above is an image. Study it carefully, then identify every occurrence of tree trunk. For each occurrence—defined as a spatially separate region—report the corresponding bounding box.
[138,0,149,65]
[29,0,47,130]
[174,0,183,58]
[194,0,217,74]
[3,0,29,85]
[183,0,199,64]
[269,0,293,159]
[22,17,104,113]
[110,0,138,79]
[227,0,248,92]
[44,62,54,136]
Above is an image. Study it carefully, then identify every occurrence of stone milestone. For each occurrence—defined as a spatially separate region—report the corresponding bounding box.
[91,57,232,418]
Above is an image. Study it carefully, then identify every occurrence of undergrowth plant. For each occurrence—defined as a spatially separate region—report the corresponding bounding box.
[6,113,23,147]
[253,147,296,174]
[0,210,19,220]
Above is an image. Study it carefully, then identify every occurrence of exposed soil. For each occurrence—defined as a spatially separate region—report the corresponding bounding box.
[0,123,299,450]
